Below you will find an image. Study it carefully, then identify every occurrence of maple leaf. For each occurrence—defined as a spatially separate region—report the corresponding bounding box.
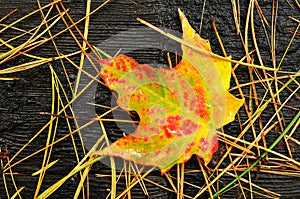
[95,9,244,173]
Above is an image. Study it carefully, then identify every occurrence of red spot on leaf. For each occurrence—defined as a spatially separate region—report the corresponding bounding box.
[166,147,172,155]
[135,72,143,80]
[199,138,208,151]
[181,119,198,135]
[116,62,121,70]
[155,150,161,156]
[211,135,218,153]
[118,79,126,84]
[143,65,155,78]
[144,136,150,142]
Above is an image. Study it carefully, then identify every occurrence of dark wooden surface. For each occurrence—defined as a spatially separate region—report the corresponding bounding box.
[0,0,300,198]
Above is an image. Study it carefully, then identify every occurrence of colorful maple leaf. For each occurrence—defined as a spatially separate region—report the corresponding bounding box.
[95,9,244,173]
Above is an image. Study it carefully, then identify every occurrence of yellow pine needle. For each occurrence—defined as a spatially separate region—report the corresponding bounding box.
[10,187,25,199]
[0,77,19,80]
[32,159,60,176]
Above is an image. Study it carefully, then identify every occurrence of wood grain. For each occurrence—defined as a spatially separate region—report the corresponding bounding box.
[0,0,299,198]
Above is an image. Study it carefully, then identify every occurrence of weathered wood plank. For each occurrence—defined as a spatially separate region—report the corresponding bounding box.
[0,0,299,198]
